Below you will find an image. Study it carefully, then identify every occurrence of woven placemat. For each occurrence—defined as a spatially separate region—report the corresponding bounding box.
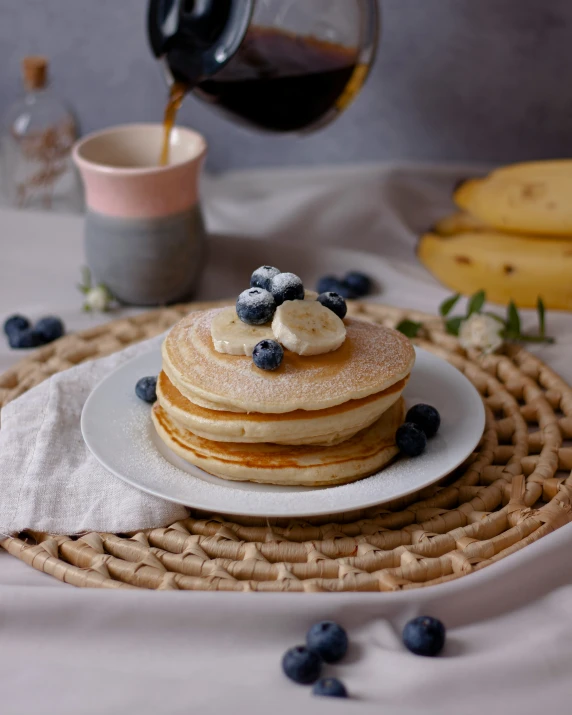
[1,300,572,592]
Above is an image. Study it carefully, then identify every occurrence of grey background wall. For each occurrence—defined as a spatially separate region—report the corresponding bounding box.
[2,0,571,172]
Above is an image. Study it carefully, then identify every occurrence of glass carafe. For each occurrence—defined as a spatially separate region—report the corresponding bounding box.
[148,0,379,133]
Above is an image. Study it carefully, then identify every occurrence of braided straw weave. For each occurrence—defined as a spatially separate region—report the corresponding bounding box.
[1,300,572,592]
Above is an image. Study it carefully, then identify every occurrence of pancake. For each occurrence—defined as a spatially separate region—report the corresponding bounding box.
[152,398,405,486]
[162,309,415,414]
[157,370,408,446]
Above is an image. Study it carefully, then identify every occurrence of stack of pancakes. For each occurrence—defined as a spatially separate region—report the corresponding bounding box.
[152,308,415,486]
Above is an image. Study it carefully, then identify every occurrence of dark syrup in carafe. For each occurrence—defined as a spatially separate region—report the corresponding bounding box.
[160,26,363,163]
[195,26,361,132]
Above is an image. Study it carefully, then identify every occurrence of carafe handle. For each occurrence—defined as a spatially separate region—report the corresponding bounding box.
[148,0,254,85]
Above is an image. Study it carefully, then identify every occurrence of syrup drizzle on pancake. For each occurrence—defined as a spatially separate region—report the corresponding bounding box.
[163,309,415,414]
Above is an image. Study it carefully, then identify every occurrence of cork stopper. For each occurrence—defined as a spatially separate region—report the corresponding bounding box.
[22,56,48,90]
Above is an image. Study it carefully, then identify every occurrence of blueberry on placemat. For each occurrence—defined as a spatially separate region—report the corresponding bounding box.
[282,646,322,684]
[403,616,446,657]
[8,328,42,349]
[343,271,372,298]
[312,677,348,698]
[317,292,347,320]
[252,339,283,371]
[236,287,276,325]
[306,621,348,663]
[406,403,441,438]
[3,314,30,336]
[35,316,65,344]
[396,422,427,457]
[331,282,357,300]
[270,272,304,305]
[250,265,281,292]
[135,376,157,403]
[316,275,343,295]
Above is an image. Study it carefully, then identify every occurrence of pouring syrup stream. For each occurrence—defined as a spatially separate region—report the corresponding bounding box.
[160,81,188,166]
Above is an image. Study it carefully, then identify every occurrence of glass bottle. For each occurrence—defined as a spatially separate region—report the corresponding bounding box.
[1,56,81,212]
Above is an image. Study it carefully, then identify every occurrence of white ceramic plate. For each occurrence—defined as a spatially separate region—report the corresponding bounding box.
[81,346,485,518]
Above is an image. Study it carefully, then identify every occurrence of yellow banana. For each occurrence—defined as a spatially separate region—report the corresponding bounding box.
[432,211,488,236]
[454,160,572,236]
[417,230,572,309]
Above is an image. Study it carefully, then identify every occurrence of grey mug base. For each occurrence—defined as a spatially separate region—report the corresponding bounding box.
[85,207,206,306]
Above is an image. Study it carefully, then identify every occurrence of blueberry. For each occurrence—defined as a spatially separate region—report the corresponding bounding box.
[406,403,441,438]
[269,272,304,305]
[35,316,65,344]
[336,282,358,300]
[316,275,344,295]
[3,314,30,336]
[135,376,157,403]
[396,422,427,457]
[8,328,42,349]
[306,621,348,663]
[250,265,281,292]
[236,288,276,325]
[252,339,283,371]
[343,271,372,297]
[316,276,359,299]
[403,616,446,657]
[312,677,348,698]
[282,645,322,685]
[317,292,347,320]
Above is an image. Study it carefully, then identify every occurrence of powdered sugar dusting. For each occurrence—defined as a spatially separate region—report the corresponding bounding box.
[236,288,276,325]
[269,272,304,304]
[250,265,280,291]
[164,309,415,413]
[237,287,275,311]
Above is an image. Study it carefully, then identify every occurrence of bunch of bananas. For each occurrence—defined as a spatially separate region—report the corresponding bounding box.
[418,160,572,309]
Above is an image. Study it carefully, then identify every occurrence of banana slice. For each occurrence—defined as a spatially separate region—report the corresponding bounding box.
[272,300,346,356]
[211,306,273,356]
[304,289,319,300]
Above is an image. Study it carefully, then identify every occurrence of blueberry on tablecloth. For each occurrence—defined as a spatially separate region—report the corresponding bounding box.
[8,328,42,349]
[403,616,446,657]
[35,316,65,343]
[282,646,322,684]
[306,621,348,663]
[3,314,30,336]
[312,677,348,698]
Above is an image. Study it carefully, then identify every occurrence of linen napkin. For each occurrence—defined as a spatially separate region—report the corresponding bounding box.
[0,335,188,535]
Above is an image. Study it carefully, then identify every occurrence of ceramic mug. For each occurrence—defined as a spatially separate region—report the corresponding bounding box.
[73,123,207,306]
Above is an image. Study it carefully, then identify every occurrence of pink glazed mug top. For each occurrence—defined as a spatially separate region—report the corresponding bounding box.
[72,123,207,219]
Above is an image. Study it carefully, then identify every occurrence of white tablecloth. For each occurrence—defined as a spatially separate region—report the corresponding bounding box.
[1,163,572,714]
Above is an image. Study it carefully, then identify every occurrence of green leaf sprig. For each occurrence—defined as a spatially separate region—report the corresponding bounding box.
[77,266,116,313]
[396,291,554,345]
[77,265,93,296]
[439,291,554,344]
[395,319,422,338]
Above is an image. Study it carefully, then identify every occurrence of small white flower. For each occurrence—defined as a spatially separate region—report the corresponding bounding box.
[85,285,112,312]
[459,313,504,354]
